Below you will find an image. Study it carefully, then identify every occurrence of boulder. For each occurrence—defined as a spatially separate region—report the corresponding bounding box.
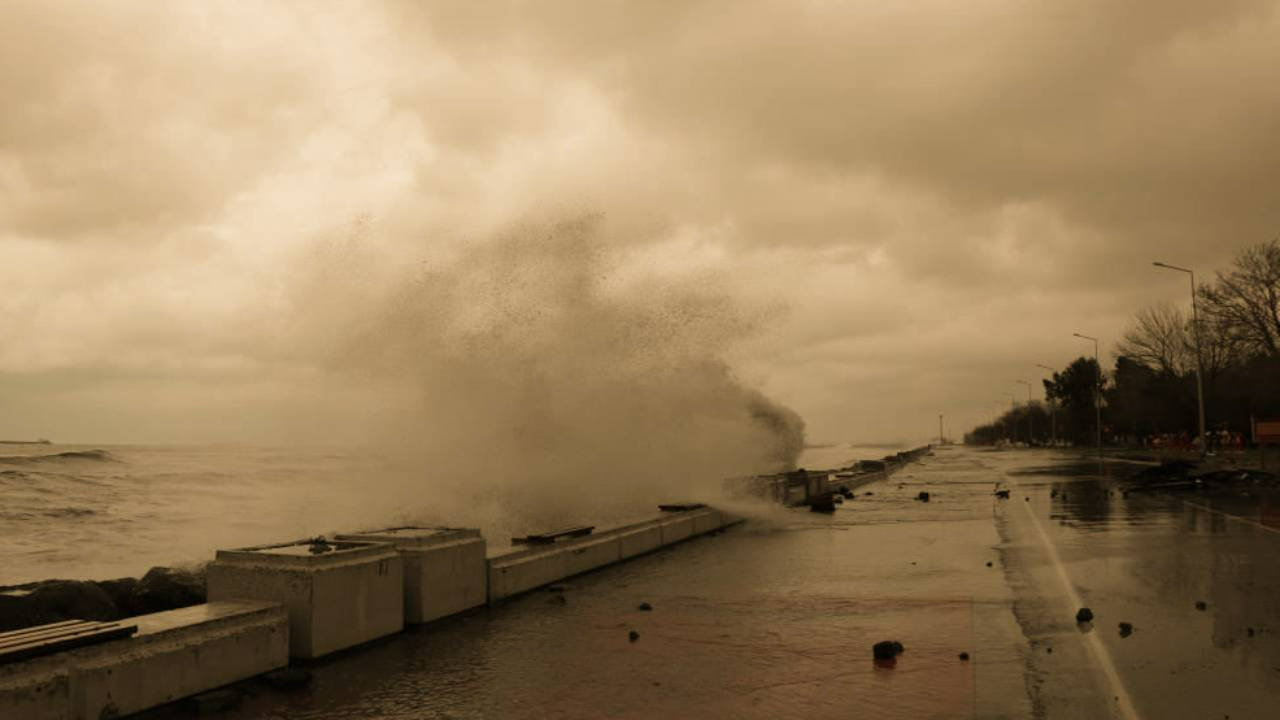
[1118,622,1133,638]
[94,577,140,618]
[0,580,119,631]
[916,491,930,502]
[1076,607,1094,623]
[130,566,206,615]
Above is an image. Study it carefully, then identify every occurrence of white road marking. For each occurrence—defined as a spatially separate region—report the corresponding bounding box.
[1181,499,1280,535]
[1009,477,1142,720]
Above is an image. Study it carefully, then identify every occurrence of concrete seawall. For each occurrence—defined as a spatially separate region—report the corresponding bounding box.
[2,505,739,718]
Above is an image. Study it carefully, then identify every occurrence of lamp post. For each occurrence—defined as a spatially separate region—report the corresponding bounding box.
[1153,261,1208,457]
[1016,379,1033,445]
[1073,333,1103,458]
[1036,363,1058,446]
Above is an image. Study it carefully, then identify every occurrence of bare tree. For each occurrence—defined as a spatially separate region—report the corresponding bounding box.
[1200,239,1280,358]
[1115,302,1191,374]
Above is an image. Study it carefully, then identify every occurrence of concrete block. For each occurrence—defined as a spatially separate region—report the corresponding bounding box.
[208,539,402,659]
[0,601,286,720]
[488,549,570,603]
[563,536,621,577]
[659,515,695,545]
[617,524,663,559]
[690,509,722,535]
[336,527,487,625]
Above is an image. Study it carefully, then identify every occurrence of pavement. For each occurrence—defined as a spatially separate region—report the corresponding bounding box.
[142,446,1280,719]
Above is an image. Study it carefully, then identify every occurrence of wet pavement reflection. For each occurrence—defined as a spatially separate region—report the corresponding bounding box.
[144,447,1280,719]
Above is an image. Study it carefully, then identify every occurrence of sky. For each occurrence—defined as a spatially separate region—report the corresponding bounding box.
[3,0,1280,448]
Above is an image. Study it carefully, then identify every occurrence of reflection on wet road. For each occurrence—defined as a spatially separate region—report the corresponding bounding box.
[147,447,1280,719]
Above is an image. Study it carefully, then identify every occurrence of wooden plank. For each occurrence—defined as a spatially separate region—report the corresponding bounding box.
[0,621,110,650]
[0,623,137,665]
[512,526,595,545]
[0,619,88,641]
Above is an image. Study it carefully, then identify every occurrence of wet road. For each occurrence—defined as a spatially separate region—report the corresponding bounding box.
[147,447,1280,719]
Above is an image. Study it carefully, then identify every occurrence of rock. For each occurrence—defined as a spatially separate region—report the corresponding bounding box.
[916,491,930,502]
[1195,601,1208,611]
[629,630,640,642]
[1046,647,1053,654]
[638,602,653,611]
[1061,493,1068,501]
[546,585,566,593]
[872,640,905,659]
[188,688,242,714]
[0,580,120,631]
[994,489,1010,499]
[263,668,312,691]
[1076,607,1094,623]
[810,495,837,513]
[833,495,844,504]
[958,652,970,661]
[1246,627,1255,637]
[986,561,993,568]
[131,566,205,615]
[1050,489,1058,498]
[548,594,567,606]
[94,578,139,618]
[1118,622,1133,638]
[864,491,873,496]
[1024,497,1030,502]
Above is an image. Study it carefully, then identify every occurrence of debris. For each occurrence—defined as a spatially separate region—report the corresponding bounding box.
[1046,647,1053,654]
[872,640,905,659]
[638,602,652,611]
[833,495,844,504]
[1061,493,1068,501]
[994,489,1010,499]
[1195,601,1207,611]
[1076,607,1094,623]
[629,630,640,642]
[1024,497,1030,502]
[548,594,567,606]
[1247,627,1256,638]
[1050,489,1058,498]
[864,491,874,496]
[546,585,566,593]
[958,652,970,661]
[1118,622,1133,638]
[986,561,993,568]
[916,491,930,502]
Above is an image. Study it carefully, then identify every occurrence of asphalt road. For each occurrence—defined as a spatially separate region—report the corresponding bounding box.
[145,446,1280,719]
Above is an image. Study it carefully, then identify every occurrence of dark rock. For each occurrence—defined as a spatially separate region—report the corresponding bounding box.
[1118,622,1133,638]
[916,491,930,502]
[548,594,567,606]
[994,489,1010,499]
[1050,489,1058,498]
[958,652,970,661]
[0,580,119,631]
[986,561,993,568]
[629,630,640,642]
[810,495,837,513]
[1061,493,1068,501]
[94,578,139,618]
[1195,601,1208,611]
[872,640,905,659]
[1247,627,1255,637]
[833,495,844,504]
[263,668,312,691]
[545,585,566,593]
[1024,497,1030,502]
[1046,647,1053,654]
[1076,607,1094,623]
[131,566,205,615]
[188,688,242,714]
[864,491,873,496]
[638,602,653,611]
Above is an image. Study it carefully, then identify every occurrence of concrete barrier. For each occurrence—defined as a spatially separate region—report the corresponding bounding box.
[488,507,734,603]
[0,600,286,720]
[207,539,402,659]
[335,527,487,625]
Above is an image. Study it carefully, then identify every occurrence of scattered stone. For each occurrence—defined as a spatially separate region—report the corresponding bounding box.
[916,491,930,502]
[1118,622,1133,638]
[1195,601,1208,611]
[1061,493,1068,501]
[263,668,312,692]
[1046,647,1053,654]
[958,652,970,661]
[864,491,874,496]
[810,496,837,513]
[548,594,567,606]
[872,640,905,659]
[629,630,640,642]
[546,585,566,593]
[1024,497,1030,502]
[1050,489,1058,498]
[1247,627,1256,638]
[1076,607,1094,623]
[833,495,844,504]
[994,489,1010,499]
[986,561,993,568]
[638,602,652,611]
[94,577,140,618]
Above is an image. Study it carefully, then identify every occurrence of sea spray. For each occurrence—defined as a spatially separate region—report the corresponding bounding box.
[282,214,805,538]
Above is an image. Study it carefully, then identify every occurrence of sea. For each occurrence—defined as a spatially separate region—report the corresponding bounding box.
[0,441,909,587]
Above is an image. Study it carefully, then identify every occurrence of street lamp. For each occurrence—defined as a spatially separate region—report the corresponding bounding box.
[1073,332,1103,458]
[1036,364,1058,446]
[1015,379,1033,445]
[1153,261,1208,457]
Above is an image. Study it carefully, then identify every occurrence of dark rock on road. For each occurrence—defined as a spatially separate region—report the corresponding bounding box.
[872,640,905,659]
[1076,607,1094,623]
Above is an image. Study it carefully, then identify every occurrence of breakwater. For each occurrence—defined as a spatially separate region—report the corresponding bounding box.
[724,445,933,507]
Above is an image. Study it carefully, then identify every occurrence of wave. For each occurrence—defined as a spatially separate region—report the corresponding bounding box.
[0,449,118,464]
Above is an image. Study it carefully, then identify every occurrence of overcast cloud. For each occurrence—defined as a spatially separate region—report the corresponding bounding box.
[3,0,1279,446]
